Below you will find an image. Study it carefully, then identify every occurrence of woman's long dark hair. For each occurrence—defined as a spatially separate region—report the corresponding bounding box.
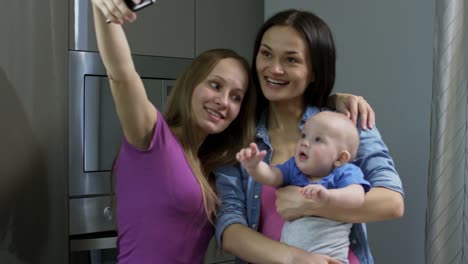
[251,9,337,120]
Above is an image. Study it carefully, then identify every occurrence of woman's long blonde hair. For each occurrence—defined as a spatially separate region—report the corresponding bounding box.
[164,49,256,223]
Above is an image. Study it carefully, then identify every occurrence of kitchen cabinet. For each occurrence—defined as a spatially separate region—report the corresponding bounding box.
[70,0,195,58]
[70,0,263,60]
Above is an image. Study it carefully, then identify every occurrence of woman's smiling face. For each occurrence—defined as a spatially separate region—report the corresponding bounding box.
[255,25,314,105]
[191,57,248,136]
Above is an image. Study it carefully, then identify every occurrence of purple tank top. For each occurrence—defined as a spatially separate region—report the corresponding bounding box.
[114,111,213,264]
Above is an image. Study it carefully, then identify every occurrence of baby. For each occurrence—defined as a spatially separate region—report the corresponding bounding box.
[236,111,371,264]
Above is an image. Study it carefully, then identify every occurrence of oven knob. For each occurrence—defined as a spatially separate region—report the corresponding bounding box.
[103,207,113,222]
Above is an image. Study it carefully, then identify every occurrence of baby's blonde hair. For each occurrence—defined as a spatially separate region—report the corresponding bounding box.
[308,111,360,160]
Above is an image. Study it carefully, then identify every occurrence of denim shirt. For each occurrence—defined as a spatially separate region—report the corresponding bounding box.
[214,105,404,264]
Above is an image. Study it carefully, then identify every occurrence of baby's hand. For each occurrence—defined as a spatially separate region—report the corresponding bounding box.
[236,143,267,170]
[301,184,330,204]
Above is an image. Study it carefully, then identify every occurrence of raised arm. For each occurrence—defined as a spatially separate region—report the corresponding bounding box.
[92,0,157,149]
[237,143,283,187]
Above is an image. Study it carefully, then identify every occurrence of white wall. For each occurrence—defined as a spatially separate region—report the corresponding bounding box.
[265,1,435,263]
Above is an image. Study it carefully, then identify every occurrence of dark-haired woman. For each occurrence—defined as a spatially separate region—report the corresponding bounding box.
[215,9,404,264]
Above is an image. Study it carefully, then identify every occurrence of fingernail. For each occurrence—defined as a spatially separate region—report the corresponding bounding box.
[128,14,136,22]
[106,19,111,23]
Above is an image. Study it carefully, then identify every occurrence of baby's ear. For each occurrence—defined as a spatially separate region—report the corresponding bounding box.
[334,150,351,167]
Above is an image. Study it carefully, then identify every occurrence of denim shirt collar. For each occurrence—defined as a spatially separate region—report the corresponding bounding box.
[255,105,322,140]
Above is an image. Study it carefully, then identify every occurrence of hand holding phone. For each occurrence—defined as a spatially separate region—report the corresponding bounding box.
[124,0,156,12]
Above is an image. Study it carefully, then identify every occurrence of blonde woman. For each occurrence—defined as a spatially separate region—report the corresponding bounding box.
[91,0,256,262]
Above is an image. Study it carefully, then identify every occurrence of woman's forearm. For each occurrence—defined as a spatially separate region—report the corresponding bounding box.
[315,187,404,223]
[327,184,365,209]
[222,224,294,264]
[222,224,340,264]
[92,5,136,80]
[92,3,156,148]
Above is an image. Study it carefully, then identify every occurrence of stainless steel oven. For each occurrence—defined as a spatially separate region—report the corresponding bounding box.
[68,50,191,263]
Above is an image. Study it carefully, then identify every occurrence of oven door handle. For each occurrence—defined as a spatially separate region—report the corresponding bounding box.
[70,236,117,252]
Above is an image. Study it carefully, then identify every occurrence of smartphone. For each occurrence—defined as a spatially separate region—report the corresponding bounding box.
[124,0,156,12]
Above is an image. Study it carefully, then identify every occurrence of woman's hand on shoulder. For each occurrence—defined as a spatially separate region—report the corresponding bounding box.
[92,0,137,24]
[329,93,375,131]
[287,246,341,264]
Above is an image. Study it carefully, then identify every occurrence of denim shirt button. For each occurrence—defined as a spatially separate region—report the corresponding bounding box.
[254,194,259,199]
[351,239,357,244]
[252,224,257,228]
